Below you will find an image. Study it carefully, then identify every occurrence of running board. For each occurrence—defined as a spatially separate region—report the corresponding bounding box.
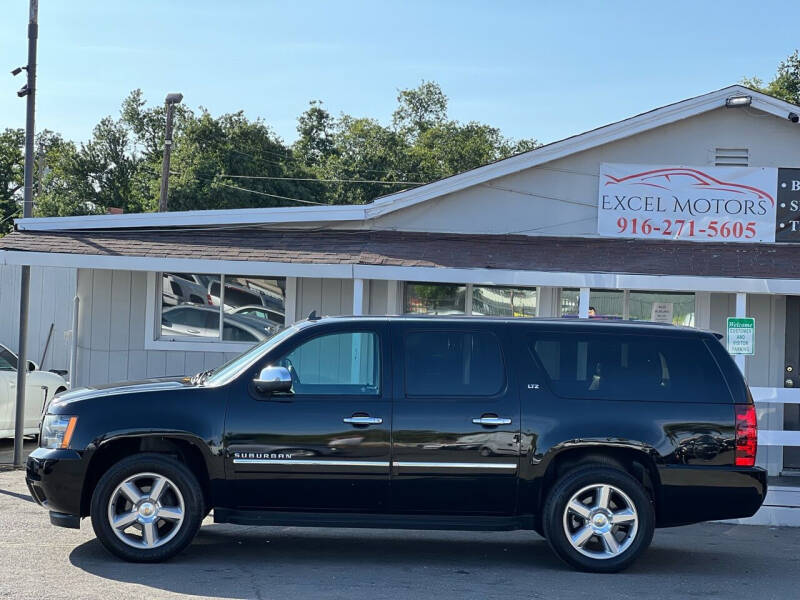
[213,508,534,531]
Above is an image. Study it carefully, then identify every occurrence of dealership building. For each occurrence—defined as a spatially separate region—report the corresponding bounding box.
[1,84,799,522]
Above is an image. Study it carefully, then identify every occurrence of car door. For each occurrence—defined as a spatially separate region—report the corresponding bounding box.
[0,369,11,433]
[23,372,47,429]
[0,347,45,431]
[390,322,520,515]
[224,322,392,512]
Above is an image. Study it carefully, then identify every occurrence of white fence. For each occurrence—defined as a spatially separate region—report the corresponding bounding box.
[751,387,800,451]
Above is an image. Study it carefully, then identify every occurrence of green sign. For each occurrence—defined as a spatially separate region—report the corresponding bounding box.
[727,317,755,356]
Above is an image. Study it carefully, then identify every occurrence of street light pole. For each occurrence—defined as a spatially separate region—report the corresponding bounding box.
[158,93,183,212]
[12,0,39,468]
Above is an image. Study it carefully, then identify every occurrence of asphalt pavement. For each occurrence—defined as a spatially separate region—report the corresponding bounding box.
[0,469,798,600]
[0,438,36,465]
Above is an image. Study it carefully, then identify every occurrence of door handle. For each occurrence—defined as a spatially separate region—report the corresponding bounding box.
[472,416,512,426]
[343,416,383,425]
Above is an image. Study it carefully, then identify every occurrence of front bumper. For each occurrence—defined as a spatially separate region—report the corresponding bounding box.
[25,447,87,521]
[656,465,767,527]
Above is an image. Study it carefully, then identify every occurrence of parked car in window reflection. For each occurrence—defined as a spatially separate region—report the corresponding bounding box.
[230,305,284,328]
[162,274,214,307]
[161,306,273,342]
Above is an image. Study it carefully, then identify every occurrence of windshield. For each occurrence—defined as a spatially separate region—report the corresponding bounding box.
[0,345,17,371]
[203,324,300,387]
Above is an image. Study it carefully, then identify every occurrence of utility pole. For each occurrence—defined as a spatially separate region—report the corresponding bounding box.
[158,93,183,212]
[12,0,38,467]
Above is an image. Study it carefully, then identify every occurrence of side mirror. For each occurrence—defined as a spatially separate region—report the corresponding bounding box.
[27,360,37,372]
[253,366,292,394]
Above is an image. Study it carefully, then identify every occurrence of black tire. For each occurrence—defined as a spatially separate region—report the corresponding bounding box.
[90,453,204,562]
[542,465,654,573]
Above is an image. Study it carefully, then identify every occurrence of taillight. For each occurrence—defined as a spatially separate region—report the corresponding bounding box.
[734,404,757,467]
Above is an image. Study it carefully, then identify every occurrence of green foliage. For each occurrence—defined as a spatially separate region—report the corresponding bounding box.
[3,81,538,222]
[742,49,800,105]
[294,81,538,205]
[0,128,24,233]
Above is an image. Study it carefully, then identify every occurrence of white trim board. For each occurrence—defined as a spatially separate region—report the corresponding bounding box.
[8,249,800,295]
[14,86,800,233]
[15,204,366,231]
[759,430,800,447]
[751,387,800,405]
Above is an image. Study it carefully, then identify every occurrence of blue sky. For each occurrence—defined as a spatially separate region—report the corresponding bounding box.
[0,1,797,146]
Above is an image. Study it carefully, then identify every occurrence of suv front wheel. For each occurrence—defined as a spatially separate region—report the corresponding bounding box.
[542,465,655,572]
[90,453,204,562]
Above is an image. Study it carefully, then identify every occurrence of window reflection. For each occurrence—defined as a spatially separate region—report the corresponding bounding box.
[560,288,624,319]
[472,286,537,317]
[629,292,695,326]
[160,273,286,343]
[559,288,695,325]
[404,283,466,314]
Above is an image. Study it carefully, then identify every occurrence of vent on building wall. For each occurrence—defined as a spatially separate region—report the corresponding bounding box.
[714,148,749,166]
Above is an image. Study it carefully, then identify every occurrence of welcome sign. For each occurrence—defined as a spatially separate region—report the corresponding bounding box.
[597,163,778,243]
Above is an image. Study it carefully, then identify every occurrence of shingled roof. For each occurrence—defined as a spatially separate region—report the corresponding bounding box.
[0,227,796,279]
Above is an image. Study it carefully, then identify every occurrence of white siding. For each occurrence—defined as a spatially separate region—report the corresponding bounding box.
[0,264,76,372]
[74,269,258,387]
[294,277,354,320]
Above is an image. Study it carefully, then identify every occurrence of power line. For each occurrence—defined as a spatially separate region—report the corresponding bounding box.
[482,183,596,208]
[216,182,326,205]
[219,174,426,185]
[505,216,596,235]
[228,147,432,178]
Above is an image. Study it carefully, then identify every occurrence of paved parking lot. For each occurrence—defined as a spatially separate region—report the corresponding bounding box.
[0,438,36,466]
[0,469,797,600]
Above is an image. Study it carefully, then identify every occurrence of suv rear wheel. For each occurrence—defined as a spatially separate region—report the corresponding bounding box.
[542,465,654,572]
[90,453,204,562]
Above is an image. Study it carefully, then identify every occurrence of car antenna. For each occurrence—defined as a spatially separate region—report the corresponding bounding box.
[308,310,320,321]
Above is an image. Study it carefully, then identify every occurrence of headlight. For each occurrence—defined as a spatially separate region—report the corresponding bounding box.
[40,415,78,449]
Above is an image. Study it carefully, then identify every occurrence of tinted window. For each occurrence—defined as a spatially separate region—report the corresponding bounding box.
[528,332,730,403]
[173,307,218,329]
[0,346,16,371]
[223,323,258,342]
[277,331,380,396]
[405,331,505,397]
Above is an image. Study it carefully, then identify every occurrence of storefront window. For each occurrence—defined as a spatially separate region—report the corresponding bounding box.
[472,286,537,317]
[629,291,695,326]
[559,288,695,326]
[560,289,624,319]
[160,273,285,343]
[404,283,466,314]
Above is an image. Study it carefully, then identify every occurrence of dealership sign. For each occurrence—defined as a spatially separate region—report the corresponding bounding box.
[776,168,800,242]
[597,163,778,243]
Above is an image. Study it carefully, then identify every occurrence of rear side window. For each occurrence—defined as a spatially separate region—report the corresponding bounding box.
[528,332,731,403]
[405,331,505,397]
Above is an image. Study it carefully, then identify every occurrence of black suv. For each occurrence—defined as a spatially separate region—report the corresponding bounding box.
[26,316,766,572]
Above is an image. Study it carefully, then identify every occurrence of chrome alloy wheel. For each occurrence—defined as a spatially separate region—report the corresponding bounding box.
[107,472,185,550]
[562,483,639,559]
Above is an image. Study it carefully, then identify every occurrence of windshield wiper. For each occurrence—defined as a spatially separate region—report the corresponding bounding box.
[190,369,213,385]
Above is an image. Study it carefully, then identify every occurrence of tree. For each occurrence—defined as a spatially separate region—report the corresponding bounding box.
[18,80,539,218]
[742,49,800,105]
[0,128,24,234]
[294,81,539,205]
[392,80,448,137]
[294,100,336,167]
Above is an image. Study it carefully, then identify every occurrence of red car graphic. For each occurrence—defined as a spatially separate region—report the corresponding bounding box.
[603,167,774,206]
